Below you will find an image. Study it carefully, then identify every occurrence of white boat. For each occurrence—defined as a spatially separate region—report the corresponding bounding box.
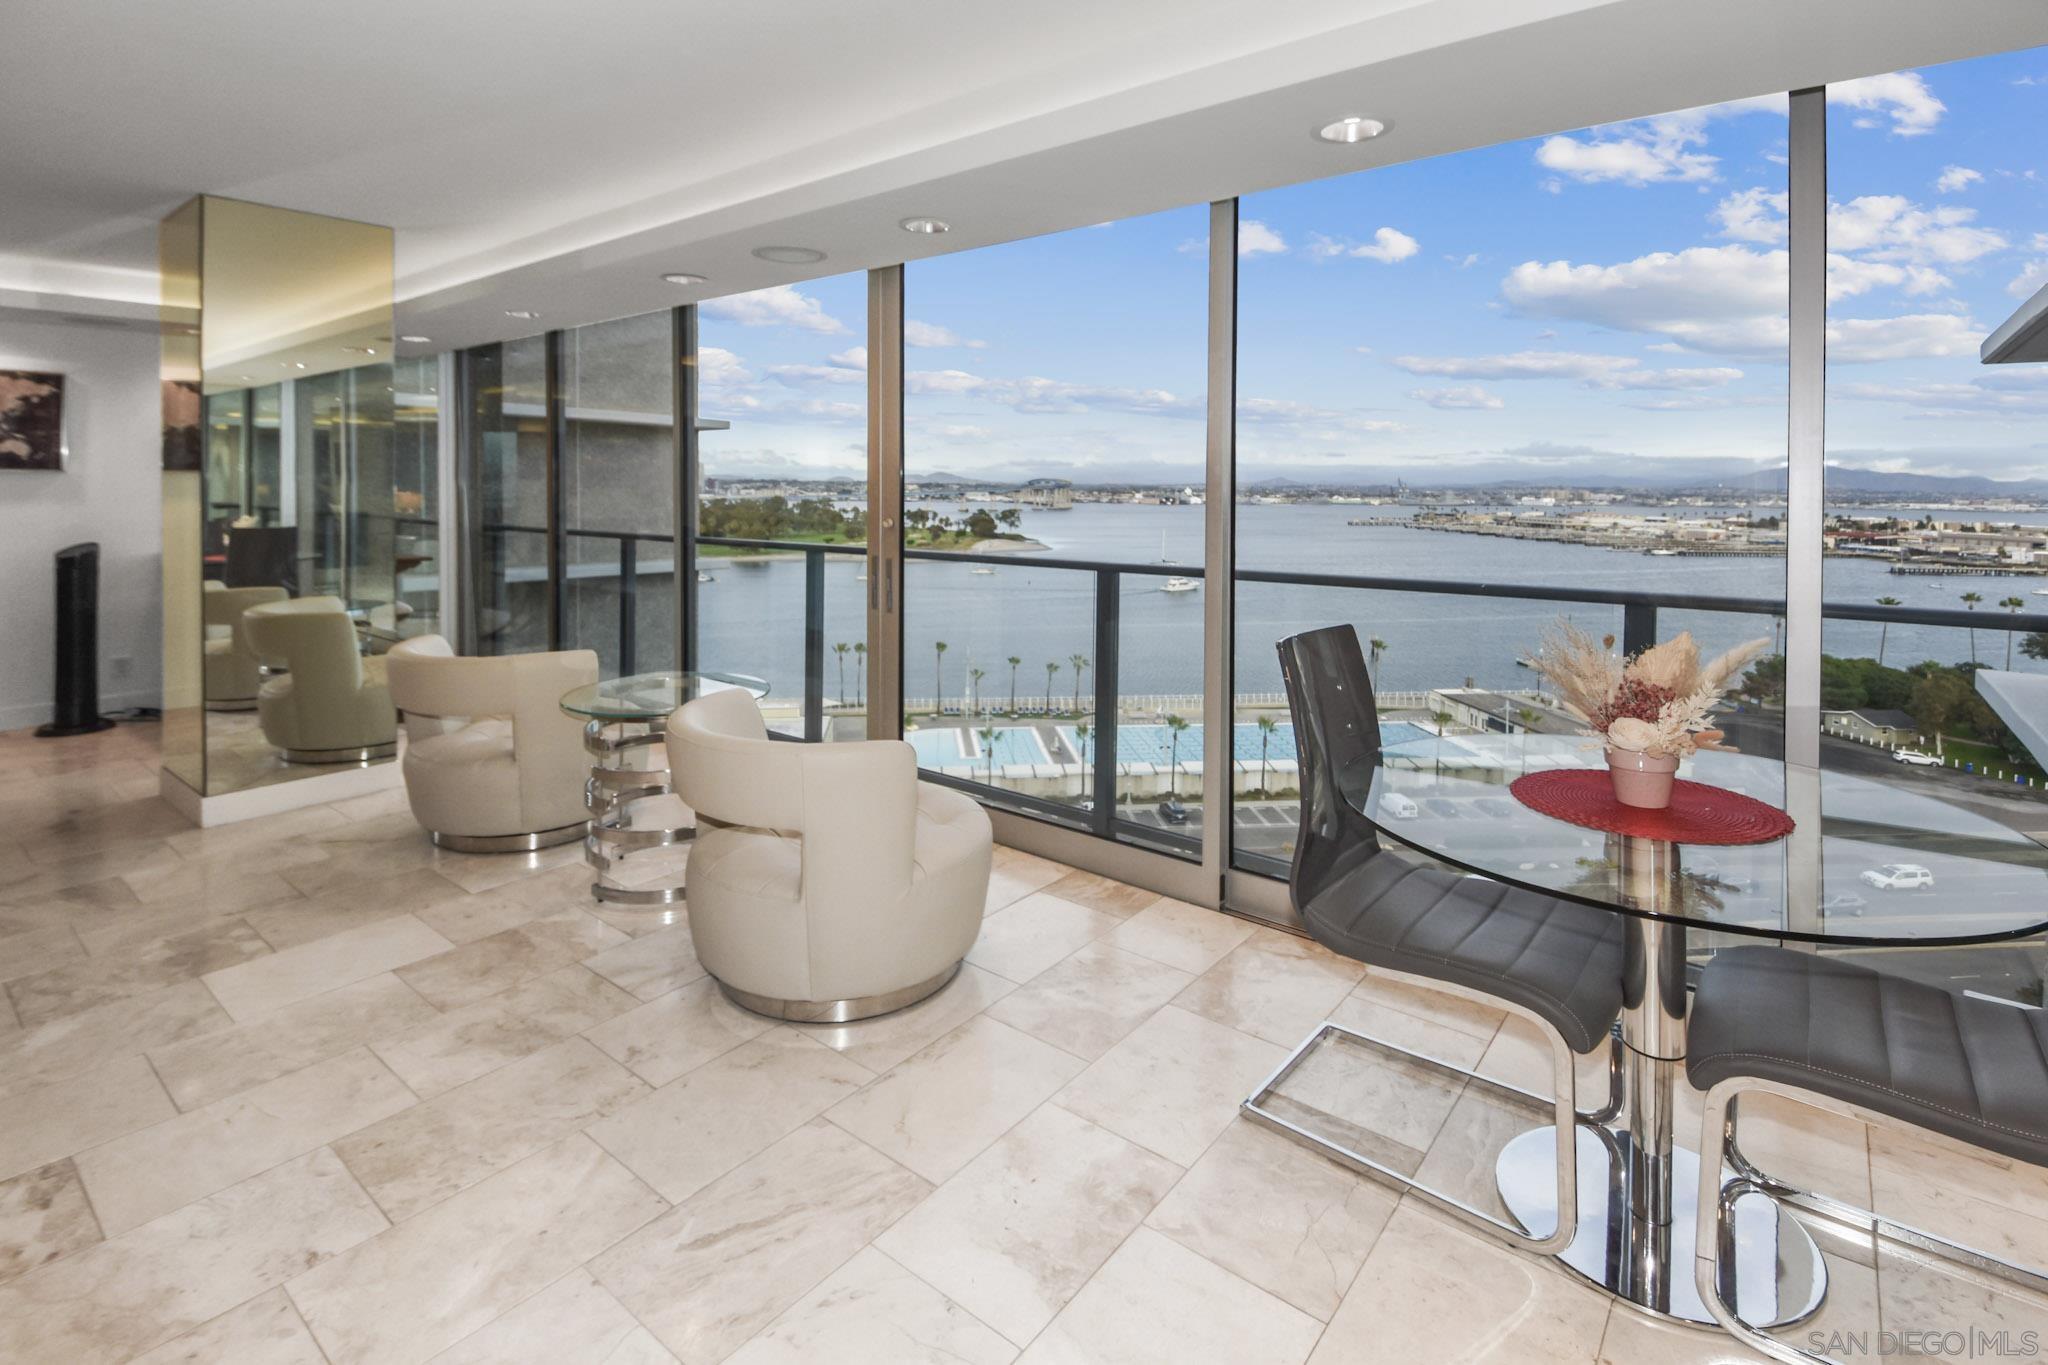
[1647,547,1679,556]
[1160,576,1199,594]
[695,571,714,583]
[970,566,995,575]
[2033,587,2048,596]
[1157,529,1176,564]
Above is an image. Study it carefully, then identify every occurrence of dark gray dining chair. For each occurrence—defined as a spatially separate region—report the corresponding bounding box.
[1242,623,1627,1253]
[1689,946,2048,1364]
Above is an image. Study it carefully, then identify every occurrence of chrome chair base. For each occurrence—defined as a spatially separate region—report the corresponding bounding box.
[1244,1015,1588,1256]
[1694,1078,2048,1365]
[429,823,585,854]
[715,961,961,1023]
[1498,1124,1824,1328]
[281,740,397,765]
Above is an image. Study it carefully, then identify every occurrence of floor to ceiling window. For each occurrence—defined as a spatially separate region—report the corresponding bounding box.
[559,312,676,676]
[696,275,868,739]
[1233,97,1791,879]
[902,206,1209,850]
[391,356,441,634]
[468,336,552,656]
[1820,47,2048,1004]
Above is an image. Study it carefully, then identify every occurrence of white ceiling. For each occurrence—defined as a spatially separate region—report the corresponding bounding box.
[3,0,2044,351]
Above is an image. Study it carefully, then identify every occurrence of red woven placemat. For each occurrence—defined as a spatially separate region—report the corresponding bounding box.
[1508,769,1794,846]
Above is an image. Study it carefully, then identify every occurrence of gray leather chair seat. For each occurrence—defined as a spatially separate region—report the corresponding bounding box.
[1690,946,2048,1167]
[1307,853,1626,1055]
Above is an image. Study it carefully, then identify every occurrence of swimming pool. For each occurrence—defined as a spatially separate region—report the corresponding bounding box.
[1061,721,1432,766]
[906,725,1052,768]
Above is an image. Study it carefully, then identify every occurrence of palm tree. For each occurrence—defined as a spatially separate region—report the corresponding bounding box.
[1073,721,1092,798]
[853,642,866,706]
[1367,637,1388,686]
[831,642,850,703]
[1044,660,1060,715]
[1069,654,1088,715]
[934,640,948,714]
[968,667,987,716]
[1006,656,1022,714]
[1961,591,1983,664]
[1874,596,1902,667]
[1163,713,1190,801]
[2003,596,2027,669]
[1256,714,1276,795]
[977,725,998,785]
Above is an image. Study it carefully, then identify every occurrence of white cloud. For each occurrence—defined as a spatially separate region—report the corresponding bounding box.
[1238,220,1287,256]
[764,362,864,387]
[1446,252,1482,268]
[1307,227,1419,264]
[1410,385,1504,410]
[1391,351,1639,381]
[1828,313,1983,363]
[1935,165,1983,193]
[935,424,992,440]
[1827,195,2006,265]
[1834,375,2048,417]
[1828,71,1945,137]
[904,320,985,348]
[1390,349,1738,392]
[1714,188,1789,244]
[1536,127,1713,186]
[2009,240,2048,299]
[828,345,867,370]
[1238,397,1405,433]
[700,285,848,335]
[904,368,1201,418]
[1499,244,1981,362]
[697,346,752,389]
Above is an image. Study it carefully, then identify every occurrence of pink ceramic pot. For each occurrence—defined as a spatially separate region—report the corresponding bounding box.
[1606,746,1679,809]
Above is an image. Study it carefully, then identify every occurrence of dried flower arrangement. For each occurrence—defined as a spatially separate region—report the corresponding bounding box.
[1529,621,1769,759]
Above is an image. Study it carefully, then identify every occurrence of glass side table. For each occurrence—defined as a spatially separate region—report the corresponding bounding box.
[558,670,768,906]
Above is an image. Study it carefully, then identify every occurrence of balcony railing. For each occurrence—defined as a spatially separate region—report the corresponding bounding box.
[473,528,2048,865]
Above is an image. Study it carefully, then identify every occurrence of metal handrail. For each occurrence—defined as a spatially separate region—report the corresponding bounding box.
[472,523,2048,854]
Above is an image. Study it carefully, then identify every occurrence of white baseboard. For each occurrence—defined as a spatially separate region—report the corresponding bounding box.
[159,759,405,828]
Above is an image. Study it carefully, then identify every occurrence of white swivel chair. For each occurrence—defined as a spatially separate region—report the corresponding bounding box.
[202,583,288,711]
[667,688,992,1022]
[241,596,397,763]
[384,635,598,852]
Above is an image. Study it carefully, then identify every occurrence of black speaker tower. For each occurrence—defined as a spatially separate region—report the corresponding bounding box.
[35,542,117,738]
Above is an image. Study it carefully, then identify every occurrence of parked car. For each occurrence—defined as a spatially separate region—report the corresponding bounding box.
[1422,798,1461,819]
[1156,799,1190,826]
[1893,749,1941,767]
[1859,863,1934,890]
[1380,792,1421,820]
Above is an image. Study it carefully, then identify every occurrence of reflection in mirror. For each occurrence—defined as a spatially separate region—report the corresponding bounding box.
[160,195,404,797]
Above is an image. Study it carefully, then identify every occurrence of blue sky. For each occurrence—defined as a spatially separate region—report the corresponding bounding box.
[697,43,2048,487]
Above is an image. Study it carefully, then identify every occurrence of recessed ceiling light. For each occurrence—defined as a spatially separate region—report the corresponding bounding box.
[505,309,539,320]
[399,334,431,344]
[900,217,950,235]
[751,246,826,265]
[662,272,708,286]
[1316,116,1387,144]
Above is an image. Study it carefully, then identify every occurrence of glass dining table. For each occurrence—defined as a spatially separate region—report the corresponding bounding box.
[1348,734,2048,1327]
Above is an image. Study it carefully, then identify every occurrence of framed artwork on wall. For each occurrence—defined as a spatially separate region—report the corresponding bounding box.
[0,369,65,472]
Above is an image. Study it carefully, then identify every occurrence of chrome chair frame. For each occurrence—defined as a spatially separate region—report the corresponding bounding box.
[1244,985,1624,1257]
[1695,1075,2048,1365]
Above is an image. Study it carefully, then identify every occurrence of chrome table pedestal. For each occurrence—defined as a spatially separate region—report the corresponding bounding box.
[1496,834,1827,1327]
[581,718,691,907]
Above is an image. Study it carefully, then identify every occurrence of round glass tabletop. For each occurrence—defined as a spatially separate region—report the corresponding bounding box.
[1353,734,2048,948]
[559,670,769,722]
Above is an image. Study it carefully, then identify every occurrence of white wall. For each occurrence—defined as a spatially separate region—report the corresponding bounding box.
[0,316,163,731]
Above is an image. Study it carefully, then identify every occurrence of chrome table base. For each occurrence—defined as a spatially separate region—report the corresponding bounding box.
[582,718,692,906]
[1497,1124,1825,1327]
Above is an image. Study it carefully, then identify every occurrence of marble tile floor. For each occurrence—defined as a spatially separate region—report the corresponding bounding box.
[0,721,2044,1363]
